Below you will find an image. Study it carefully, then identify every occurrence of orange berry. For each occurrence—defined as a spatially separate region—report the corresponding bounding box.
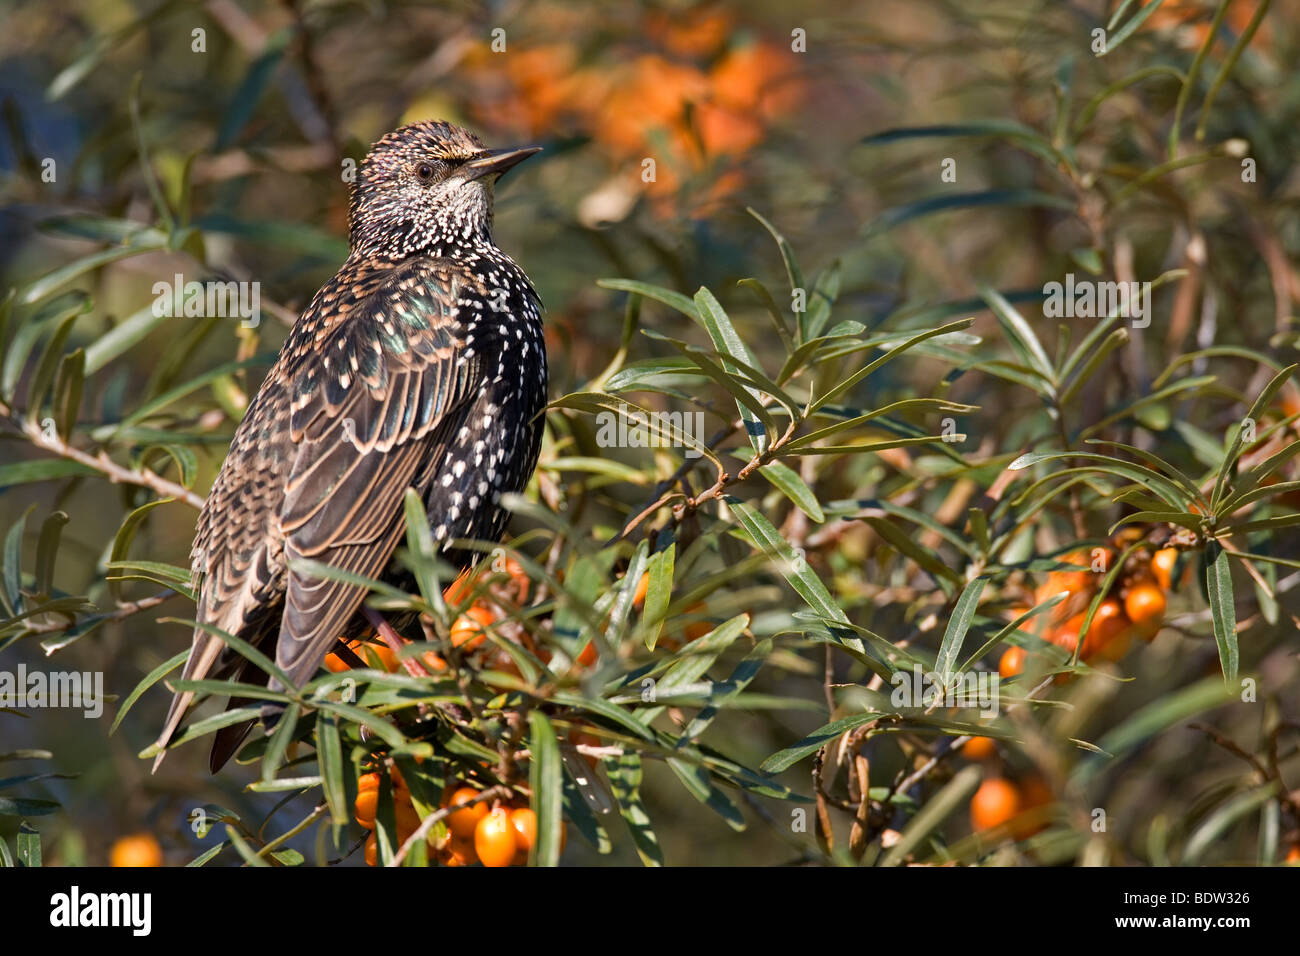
[1286,844,1300,864]
[358,772,381,792]
[363,833,378,866]
[365,642,399,672]
[444,570,474,606]
[1020,774,1052,809]
[1013,774,1053,838]
[329,640,399,672]
[1035,550,1096,614]
[354,789,378,828]
[474,808,517,868]
[1124,583,1166,639]
[445,835,478,866]
[503,557,529,596]
[396,801,421,836]
[509,807,536,853]
[109,833,163,868]
[575,641,598,668]
[1054,600,1130,661]
[632,572,650,608]
[963,736,997,761]
[507,808,564,863]
[445,787,488,839]
[970,778,1022,832]
[450,604,494,650]
[998,646,1025,678]
[1150,548,1178,592]
[1092,599,1132,661]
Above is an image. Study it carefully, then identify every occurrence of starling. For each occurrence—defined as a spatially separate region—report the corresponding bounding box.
[153,121,545,772]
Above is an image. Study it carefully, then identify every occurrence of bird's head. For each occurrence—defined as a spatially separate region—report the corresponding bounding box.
[348,120,540,258]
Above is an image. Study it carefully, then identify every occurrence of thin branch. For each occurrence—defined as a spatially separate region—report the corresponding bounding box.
[0,400,206,509]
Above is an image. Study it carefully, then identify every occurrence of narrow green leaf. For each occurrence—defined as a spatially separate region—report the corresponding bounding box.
[109,498,175,601]
[757,460,824,522]
[936,578,987,684]
[640,527,675,650]
[316,712,347,826]
[746,207,805,304]
[1101,0,1170,56]
[607,753,663,866]
[596,279,699,321]
[761,712,880,773]
[979,286,1054,385]
[26,310,81,414]
[528,710,564,866]
[1204,541,1237,686]
[693,287,768,453]
[32,510,68,597]
[54,348,84,438]
[726,498,858,636]
[16,823,40,867]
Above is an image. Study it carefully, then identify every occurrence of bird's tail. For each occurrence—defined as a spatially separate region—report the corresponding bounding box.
[151,631,227,773]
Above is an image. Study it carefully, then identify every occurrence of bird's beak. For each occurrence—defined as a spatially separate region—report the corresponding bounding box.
[464,146,542,182]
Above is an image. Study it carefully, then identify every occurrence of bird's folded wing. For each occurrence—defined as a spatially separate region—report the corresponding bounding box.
[274,258,480,688]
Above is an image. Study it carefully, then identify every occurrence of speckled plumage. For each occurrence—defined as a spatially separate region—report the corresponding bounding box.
[154,122,545,772]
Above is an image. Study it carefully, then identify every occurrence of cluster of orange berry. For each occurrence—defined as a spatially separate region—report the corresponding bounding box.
[354,768,558,867]
[438,787,562,868]
[961,736,1052,838]
[325,561,536,677]
[999,545,1178,678]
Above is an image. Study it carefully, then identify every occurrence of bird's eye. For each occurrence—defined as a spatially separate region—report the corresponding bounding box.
[416,163,435,181]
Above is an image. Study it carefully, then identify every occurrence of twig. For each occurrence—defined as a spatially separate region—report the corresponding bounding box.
[389,784,512,867]
[0,400,206,509]
[22,589,179,636]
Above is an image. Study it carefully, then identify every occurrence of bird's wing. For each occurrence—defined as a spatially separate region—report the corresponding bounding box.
[153,257,478,769]
[273,257,480,688]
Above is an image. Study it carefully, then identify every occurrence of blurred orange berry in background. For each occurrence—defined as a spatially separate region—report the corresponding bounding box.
[1013,775,1053,838]
[632,571,650,608]
[1142,0,1269,51]
[461,3,805,216]
[109,833,163,867]
[998,645,1025,678]
[450,603,495,650]
[970,778,1021,831]
[1034,549,1096,619]
[647,6,733,57]
[1051,599,1130,662]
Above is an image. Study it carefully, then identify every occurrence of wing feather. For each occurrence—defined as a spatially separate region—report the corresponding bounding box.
[271,260,479,688]
[155,257,480,766]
